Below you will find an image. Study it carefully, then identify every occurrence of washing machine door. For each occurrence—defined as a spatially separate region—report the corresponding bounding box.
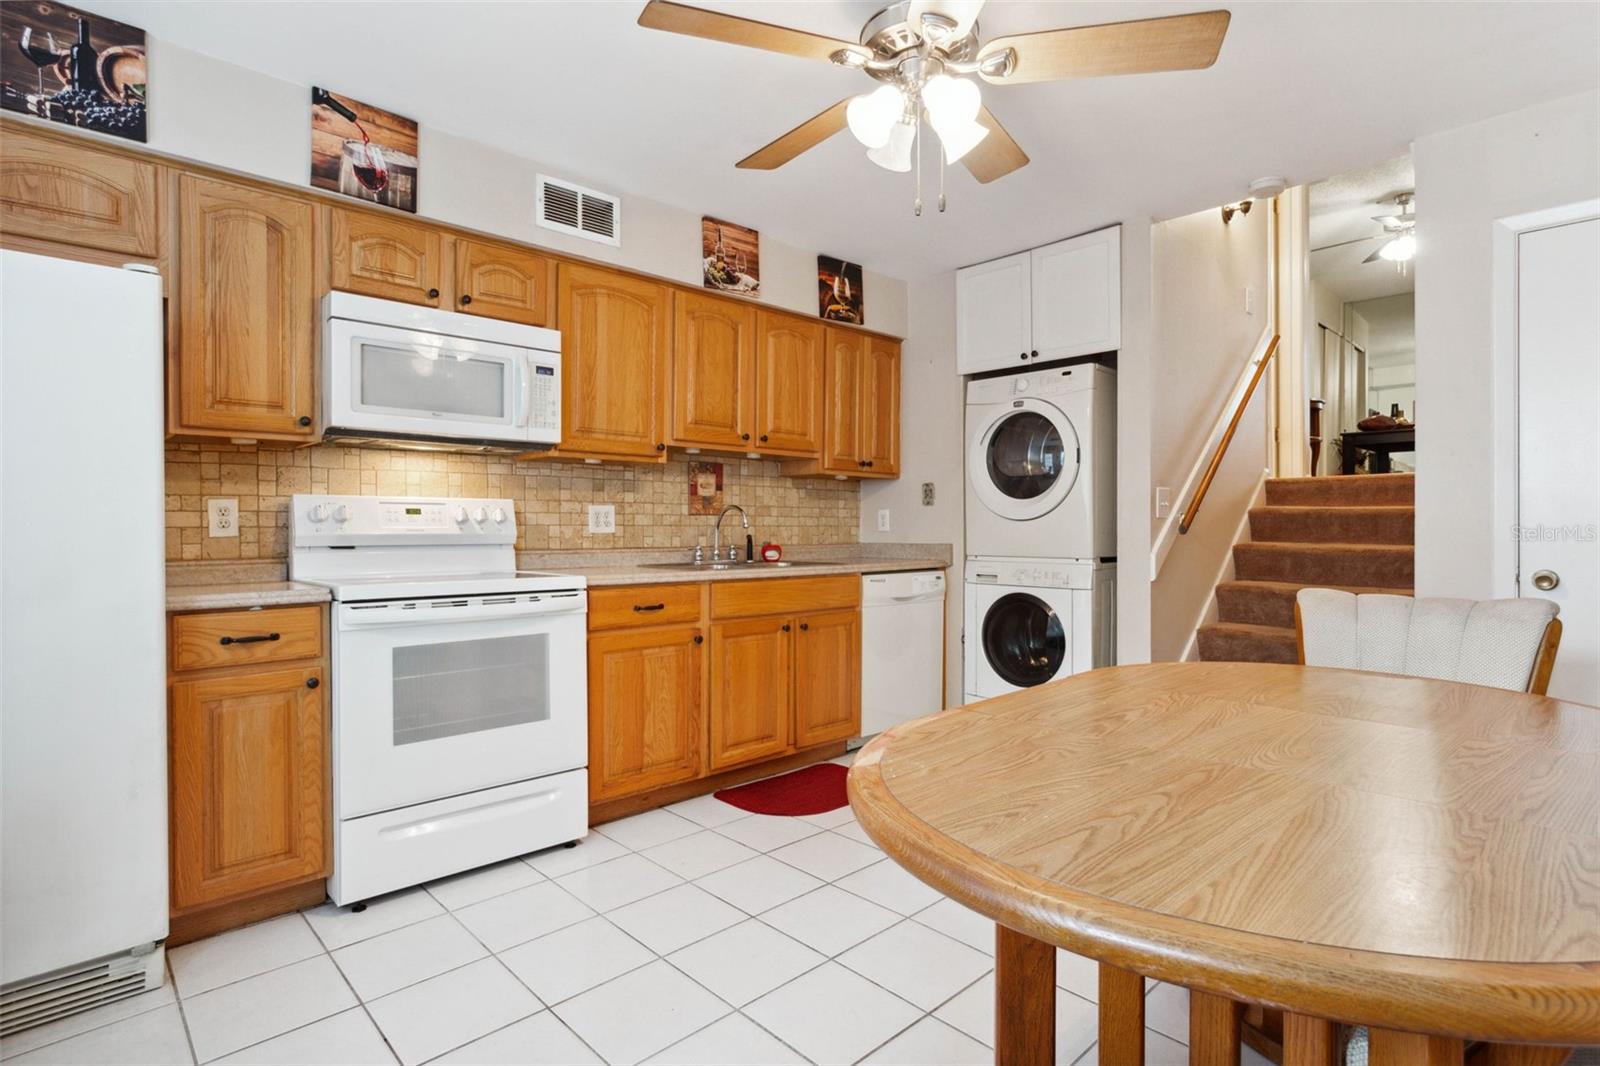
[981,592,1067,689]
[969,398,1082,521]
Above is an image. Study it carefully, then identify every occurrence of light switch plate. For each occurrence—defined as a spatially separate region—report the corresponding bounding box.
[876,508,892,533]
[1154,486,1172,520]
[587,504,616,534]
[921,482,935,506]
[207,498,239,538]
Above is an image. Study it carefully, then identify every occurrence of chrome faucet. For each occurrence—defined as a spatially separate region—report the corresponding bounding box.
[712,505,749,563]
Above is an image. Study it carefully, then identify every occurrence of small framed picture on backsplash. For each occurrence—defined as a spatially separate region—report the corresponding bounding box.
[311,87,419,213]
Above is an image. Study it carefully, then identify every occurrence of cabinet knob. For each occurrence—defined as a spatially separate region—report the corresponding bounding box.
[693,634,704,645]
[759,435,768,443]
[427,288,440,299]
[298,416,312,427]
[459,294,473,306]
[799,622,809,631]
[1031,349,1039,359]
[782,623,791,632]
[656,443,666,451]
[1020,352,1028,361]
[305,676,320,689]
[741,433,750,441]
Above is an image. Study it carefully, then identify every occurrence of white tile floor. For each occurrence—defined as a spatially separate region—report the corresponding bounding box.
[0,759,1281,1066]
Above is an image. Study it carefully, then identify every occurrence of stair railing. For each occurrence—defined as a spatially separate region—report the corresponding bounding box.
[1179,334,1280,535]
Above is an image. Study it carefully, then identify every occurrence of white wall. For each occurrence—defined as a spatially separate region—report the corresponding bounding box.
[859,273,965,702]
[143,38,908,335]
[1116,219,1156,663]
[1413,89,1600,599]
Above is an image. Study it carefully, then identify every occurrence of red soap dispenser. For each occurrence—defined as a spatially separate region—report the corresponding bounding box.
[760,542,782,562]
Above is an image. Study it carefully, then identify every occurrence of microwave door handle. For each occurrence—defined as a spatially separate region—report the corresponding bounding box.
[515,357,533,428]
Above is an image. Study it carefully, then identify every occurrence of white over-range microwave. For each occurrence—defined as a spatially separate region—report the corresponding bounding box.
[322,291,561,450]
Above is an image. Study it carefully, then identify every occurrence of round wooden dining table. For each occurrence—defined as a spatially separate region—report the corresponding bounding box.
[848,662,1600,1066]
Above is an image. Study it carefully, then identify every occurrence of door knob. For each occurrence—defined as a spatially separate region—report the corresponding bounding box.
[1531,569,1560,591]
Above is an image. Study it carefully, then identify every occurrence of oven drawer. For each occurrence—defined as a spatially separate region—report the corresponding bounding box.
[171,605,324,671]
[331,768,588,905]
[588,583,703,630]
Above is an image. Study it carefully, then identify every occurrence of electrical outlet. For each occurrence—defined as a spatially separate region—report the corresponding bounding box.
[586,504,616,534]
[877,508,892,533]
[207,498,239,538]
[1154,486,1172,520]
[921,482,935,506]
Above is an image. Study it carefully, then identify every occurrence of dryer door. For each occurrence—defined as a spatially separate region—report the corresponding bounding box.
[969,398,1081,521]
[981,591,1067,689]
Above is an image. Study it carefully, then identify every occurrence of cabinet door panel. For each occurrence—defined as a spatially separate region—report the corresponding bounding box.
[170,666,328,910]
[821,328,865,474]
[455,238,554,325]
[177,176,316,436]
[794,609,861,748]
[755,312,823,455]
[672,292,755,448]
[0,128,157,257]
[710,617,792,770]
[330,208,443,305]
[860,337,900,477]
[588,626,704,800]
[1030,227,1120,361]
[956,251,1031,374]
[557,264,671,457]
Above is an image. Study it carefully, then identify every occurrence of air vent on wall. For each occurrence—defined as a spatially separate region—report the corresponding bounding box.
[536,174,621,247]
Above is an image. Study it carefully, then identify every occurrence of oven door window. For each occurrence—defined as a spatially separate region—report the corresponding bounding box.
[392,633,549,746]
[358,342,508,421]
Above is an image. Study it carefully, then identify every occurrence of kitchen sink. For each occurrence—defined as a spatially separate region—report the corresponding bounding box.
[639,560,829,572]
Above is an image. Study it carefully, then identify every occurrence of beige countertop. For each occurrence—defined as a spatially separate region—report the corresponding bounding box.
[166,562,331,613]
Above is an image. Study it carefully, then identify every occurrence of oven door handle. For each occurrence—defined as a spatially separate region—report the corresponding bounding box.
[338,595,587,628]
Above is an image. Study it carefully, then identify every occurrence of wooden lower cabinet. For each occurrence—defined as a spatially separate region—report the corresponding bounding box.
[709,616,794,770]
[588,625,704,800]
[794,609,863,747]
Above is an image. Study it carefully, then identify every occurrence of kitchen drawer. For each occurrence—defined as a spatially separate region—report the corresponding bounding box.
[710,574,859,620]
[588,583,704,630]
[171,606,325,672]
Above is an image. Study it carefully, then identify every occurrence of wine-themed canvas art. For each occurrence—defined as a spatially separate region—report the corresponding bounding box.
[702,217,760,296]
[688,461,725,516]
[818,256,865,324]
[1,2,146,140]
[311,87,419,213]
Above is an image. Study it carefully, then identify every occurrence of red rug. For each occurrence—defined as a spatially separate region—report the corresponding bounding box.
[714,763,849,816]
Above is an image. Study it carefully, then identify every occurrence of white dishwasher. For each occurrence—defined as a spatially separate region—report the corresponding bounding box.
[860,570,947,738]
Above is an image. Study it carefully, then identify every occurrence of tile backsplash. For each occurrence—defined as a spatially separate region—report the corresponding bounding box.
[165,443,860,561]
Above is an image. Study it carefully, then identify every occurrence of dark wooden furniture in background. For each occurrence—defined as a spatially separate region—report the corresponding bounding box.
[1308,398,1325,476]
[1341,425,1416,475]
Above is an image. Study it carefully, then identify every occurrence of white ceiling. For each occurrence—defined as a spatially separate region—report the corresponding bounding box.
[98,1,1600,281]
[1309,153,1416,304]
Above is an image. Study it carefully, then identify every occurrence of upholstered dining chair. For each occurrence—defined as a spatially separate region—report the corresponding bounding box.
[1241,589,1566,1066]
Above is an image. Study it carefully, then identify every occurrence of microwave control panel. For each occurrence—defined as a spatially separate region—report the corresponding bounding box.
[530,362,559,432]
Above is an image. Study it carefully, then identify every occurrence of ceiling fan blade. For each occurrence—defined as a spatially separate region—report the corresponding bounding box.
[1362,246,1386,264]
[638,1,870,65]
[737,99,852,170]
[977,9,1231,84]
[962,105,1030,184]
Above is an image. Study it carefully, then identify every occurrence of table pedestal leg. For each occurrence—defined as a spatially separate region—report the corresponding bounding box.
[1282,1014,1338,1066]
[1189,991,1242,1066]
[1369,1030,1464,1065]
[1098,964,1145,1066]
[995,926,1055,1066]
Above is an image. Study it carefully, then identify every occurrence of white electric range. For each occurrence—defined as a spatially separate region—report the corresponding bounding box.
[291,495,588,905]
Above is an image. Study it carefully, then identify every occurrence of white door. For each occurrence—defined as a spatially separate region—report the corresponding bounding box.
[956,251,1031,374]
[1031,227,1121,362]
[1517,215,1599,704]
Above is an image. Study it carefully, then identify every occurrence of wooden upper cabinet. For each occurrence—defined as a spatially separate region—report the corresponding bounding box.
[672,291,755,449]
[755,313,823,456]
[454,238,554,326]
[821,328,866,474]
[794,609,862,748]
[557,263,671,458]
[330,208,443,306]
[169,664,328,911]
[860,336,901,477]
[709,616,793,770]
[175,175,316,438]
[0,125,157,258]
[588,625,704,801]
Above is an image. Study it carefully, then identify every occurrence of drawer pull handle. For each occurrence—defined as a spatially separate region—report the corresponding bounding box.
[633,603,666,613]
[219,632,280,646]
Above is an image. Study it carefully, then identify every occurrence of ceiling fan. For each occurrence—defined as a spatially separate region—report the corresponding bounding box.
[1362,192,1417,270]
[637,0,1231,211]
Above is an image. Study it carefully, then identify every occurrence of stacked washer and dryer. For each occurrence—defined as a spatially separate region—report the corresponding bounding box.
[964,364,1117,701]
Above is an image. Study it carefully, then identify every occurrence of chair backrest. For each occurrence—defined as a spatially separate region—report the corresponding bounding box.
[1294,589,1563,695]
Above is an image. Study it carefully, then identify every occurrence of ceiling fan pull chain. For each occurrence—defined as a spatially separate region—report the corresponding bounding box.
[913,113,923,217]
[939,144,948,213]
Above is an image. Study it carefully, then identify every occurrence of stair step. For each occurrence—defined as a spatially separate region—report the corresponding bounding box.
[1215,580,1414,629]
[1265,473,1414,507]
[1232,541,1414,588]
[1247,506,1413,545]
[1197,622,1298,664]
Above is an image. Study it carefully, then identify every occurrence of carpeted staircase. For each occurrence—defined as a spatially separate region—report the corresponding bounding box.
[1197,473,1414,663]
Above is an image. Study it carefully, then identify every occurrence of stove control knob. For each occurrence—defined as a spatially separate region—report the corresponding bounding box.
[471,507,488,524]
[308,504,329,523]
[333,505,351,523]
[453,507,468,525]
[492,507,507,524]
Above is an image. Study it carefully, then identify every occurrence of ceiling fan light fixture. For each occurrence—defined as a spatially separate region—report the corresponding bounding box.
[934,115,988,164]
[1377,233,1417,262]
[847,85,905,149]
[921,74,987,163]
[867,118,916,172]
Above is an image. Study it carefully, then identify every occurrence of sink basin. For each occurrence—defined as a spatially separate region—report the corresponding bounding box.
[639,560,827,572]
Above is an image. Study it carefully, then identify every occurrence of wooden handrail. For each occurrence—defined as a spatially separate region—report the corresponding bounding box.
[1178,334,1280,535]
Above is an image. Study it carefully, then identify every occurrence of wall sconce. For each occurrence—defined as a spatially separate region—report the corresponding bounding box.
[1221,200,1253,224]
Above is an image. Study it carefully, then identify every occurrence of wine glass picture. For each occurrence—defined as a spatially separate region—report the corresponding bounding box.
[1,3,147,141]
[818,256,865,323]
[311,86,419,213]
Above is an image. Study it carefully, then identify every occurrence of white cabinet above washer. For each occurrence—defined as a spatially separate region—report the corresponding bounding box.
[956,226,1121,375]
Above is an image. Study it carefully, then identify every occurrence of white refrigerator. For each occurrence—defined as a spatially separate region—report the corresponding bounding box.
[1,252,168,1032]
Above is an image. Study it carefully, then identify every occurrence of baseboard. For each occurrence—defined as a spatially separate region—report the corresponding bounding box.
[588,742,848,826]
[167,879,327,947]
